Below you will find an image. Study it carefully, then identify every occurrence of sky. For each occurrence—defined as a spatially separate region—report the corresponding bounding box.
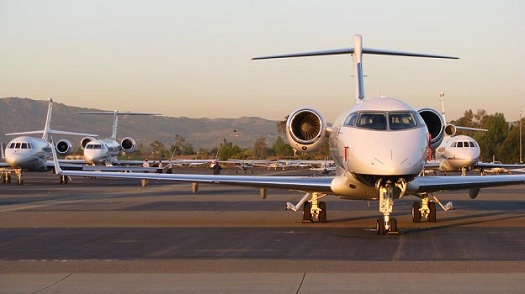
[1,0,524,123]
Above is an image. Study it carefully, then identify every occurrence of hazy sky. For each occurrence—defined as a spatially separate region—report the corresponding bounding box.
[1,0,524,122]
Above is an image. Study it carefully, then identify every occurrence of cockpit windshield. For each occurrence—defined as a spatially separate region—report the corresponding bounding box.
[344,111,419,131]
[86,144,103,149]
[8,142,33,149]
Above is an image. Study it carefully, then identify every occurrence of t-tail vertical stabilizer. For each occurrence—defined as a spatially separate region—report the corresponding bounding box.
[253,34,458,105]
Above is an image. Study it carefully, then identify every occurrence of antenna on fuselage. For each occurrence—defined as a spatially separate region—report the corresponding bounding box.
[252,34,459,105]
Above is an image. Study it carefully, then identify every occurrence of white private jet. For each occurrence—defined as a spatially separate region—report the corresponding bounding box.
[79,110,159,165]
[52,35,525,235]
[1,98,97,184]
[425,94,487,175]
[426,95,525,175]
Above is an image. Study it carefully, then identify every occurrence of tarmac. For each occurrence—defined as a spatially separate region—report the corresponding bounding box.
[0,168,524,293]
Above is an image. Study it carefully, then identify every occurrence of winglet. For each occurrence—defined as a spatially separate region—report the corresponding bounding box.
[50,138,63,175]
[1,142,5,160]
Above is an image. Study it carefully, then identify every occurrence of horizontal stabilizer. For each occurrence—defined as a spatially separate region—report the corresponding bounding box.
[253,48,458,60]
[78,111,160,116]
[6,129,97,137]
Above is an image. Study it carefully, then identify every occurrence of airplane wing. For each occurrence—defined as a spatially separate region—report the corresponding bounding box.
[82,166,160,173]
[55,168,334,192]
[51,142,525,197]
[407,174,525,194]
[475,162,525,170]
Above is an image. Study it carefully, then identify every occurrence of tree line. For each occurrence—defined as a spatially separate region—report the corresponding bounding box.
[98,110,524,164]
[450,109,523,163]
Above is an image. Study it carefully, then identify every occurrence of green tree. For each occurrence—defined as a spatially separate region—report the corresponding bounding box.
[253,137,268,158]
[475,112,508,162]
[273,136,294,157]
[276,115,288,135]
[149,140,167,159]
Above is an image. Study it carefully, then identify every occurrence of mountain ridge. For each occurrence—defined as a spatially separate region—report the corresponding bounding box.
[0,97,281,150]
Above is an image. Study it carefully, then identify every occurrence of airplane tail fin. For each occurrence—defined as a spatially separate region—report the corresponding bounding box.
[78,111,160,141]
[6,98,98,139]
[253,34,458,104]
[1,142,5,160]
[42,98,54,141]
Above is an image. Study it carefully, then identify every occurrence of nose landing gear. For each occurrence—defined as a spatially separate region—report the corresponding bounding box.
[376,178,407,235]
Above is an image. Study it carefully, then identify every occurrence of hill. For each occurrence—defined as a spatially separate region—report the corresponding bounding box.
[0,97,281,151]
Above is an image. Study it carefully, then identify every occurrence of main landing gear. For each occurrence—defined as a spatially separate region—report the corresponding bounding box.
[411,193,454,223]
[1,171,12,184]
[59,175,69,184]
[286,192,327,223]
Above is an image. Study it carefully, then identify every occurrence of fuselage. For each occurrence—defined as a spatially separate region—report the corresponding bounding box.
[84,139,121,164]
[328,97,429,199]
[5,136,52,171]
[434,135,480,172]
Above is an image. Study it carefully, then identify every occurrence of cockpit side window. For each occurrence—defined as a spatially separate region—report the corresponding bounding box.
[344,113,358,126]
[357,113,387,130]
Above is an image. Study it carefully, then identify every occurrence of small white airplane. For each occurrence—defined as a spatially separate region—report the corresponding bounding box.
[79,110,159,165]
[426,94,525,175]
[1,98,97,184]
[52,35,525,235]
[425,94,487,175]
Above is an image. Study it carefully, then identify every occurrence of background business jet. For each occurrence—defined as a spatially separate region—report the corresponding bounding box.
[1,98,97,184]
[426,94,525,175]
[52,35,525,235]
[79,110,159,166]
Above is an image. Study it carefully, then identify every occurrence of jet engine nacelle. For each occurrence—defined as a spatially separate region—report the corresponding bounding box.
[80,137,96,149]
[285,108,327,153]
[55,139,73,155]
[444,124,457,136]
[121,137,136,153]
[418,108,445,150]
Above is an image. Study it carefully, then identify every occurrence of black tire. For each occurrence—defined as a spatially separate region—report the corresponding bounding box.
[319,202,327,223]
[376,218,386,235]
[429,201,437,222]
[302,202,312,222]
[412,202,421,223]
[390,218,398,233]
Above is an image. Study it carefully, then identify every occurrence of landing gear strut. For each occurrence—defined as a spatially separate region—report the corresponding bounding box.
[1,172,12,184]
[286,192,327,223]
[15,169,23,185]
[375,178,407,235]
[59,175,69,184]
[411,193,453,223]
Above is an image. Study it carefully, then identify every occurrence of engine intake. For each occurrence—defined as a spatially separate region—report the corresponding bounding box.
[121,137,136,153]
[56,139,73,155]
[286,108,327,153]
[418,108,445,150]
[80,137,96,149]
